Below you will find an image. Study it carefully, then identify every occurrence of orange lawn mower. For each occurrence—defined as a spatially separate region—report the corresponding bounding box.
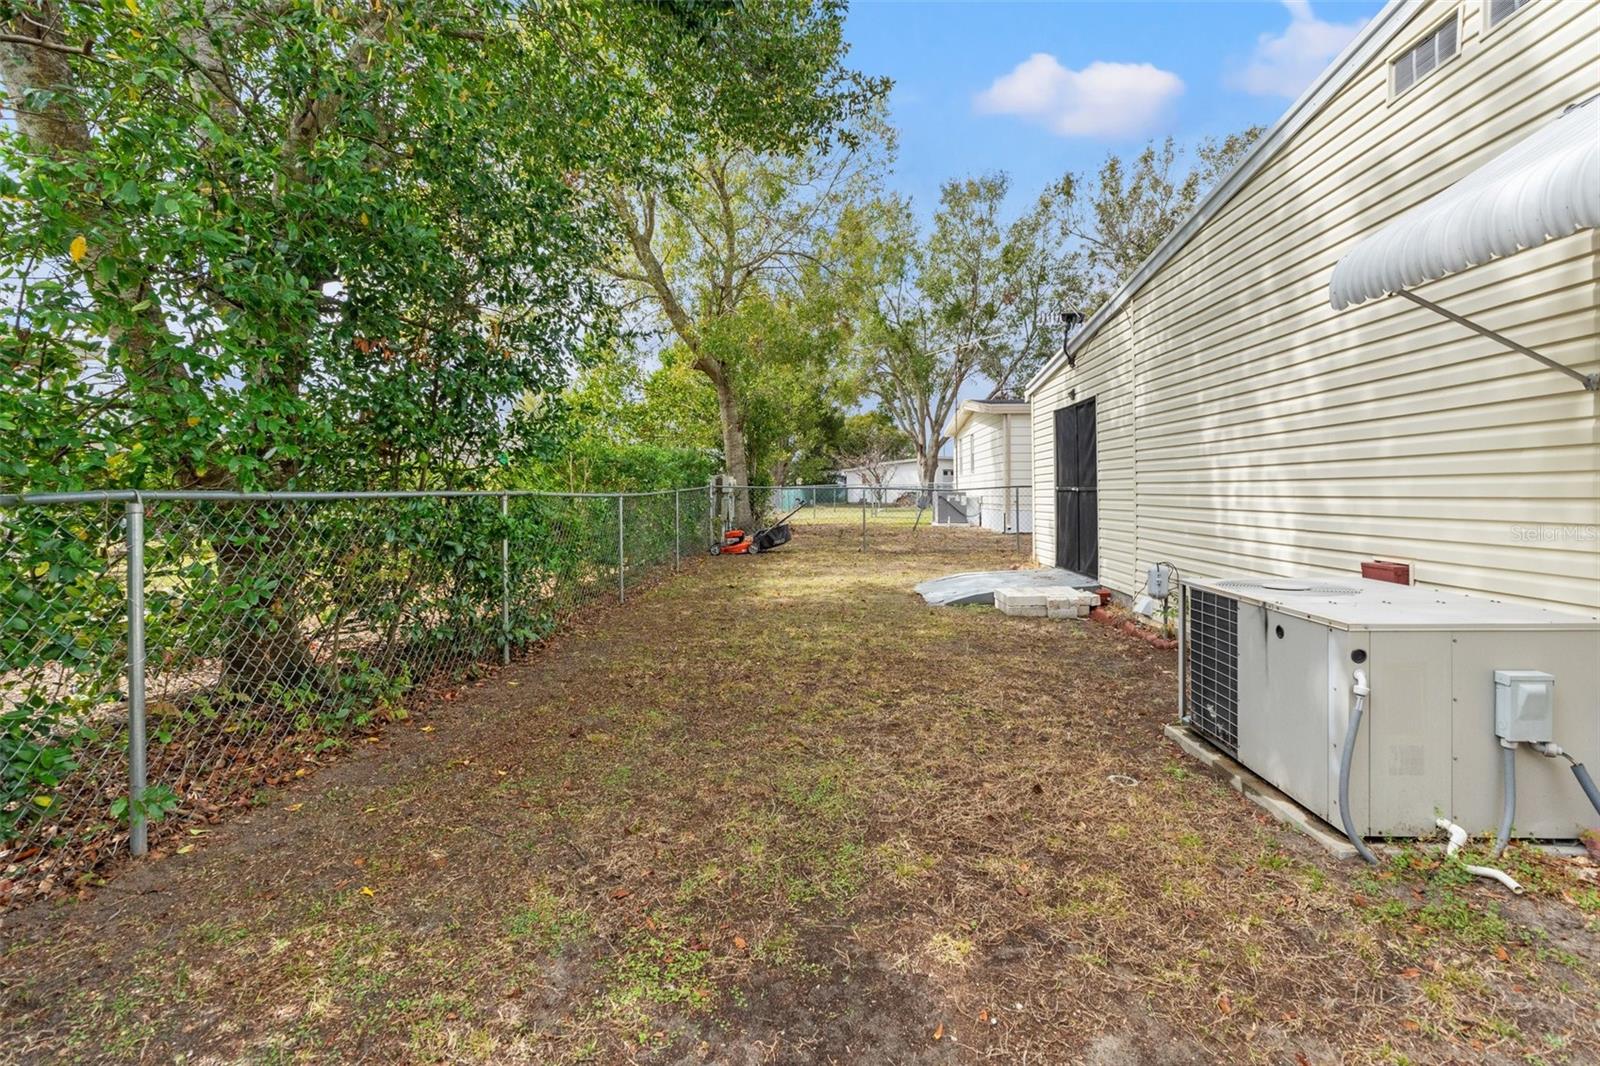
[710,500,807,555]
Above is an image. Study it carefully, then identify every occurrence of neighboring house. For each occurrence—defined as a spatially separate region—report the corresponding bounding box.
[836,456,953,503]
[946,398,1033,533]
[1026,0,1600,614]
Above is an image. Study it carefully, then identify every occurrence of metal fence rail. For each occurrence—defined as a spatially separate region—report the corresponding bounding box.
[716,482,1033,554]
[0,486,709,903]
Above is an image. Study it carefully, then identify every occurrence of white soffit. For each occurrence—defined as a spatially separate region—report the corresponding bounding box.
[1330,95,1600,310]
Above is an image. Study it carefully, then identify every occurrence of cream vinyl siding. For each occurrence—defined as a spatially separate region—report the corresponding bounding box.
[1008,415,1031,484]
[954,414,1007,490]
[953,410,1034,530]
[1028,0,1600,613]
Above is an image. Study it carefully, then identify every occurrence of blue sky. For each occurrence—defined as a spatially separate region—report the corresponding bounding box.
[844,0,1388,217]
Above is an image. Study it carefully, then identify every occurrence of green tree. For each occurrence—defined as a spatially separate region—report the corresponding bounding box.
[831,410,911,491]
[856,174,1078,485]
[852,128,1262,486]
[1,0,877,498]
[604,102,890,520]
[1064,128,1264,300]
[698,291,857,488]
[637,355,722,455]
[0,0,883,689]
[514,348,717,492]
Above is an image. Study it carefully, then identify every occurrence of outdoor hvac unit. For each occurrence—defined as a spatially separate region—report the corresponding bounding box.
[1180,576,1600,840]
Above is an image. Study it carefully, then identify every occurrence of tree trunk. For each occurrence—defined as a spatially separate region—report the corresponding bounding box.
[208,515,330,701]
[919,450,943,515]
[4,17,327,700]
[708,364,754,526]
[218,617,328,699]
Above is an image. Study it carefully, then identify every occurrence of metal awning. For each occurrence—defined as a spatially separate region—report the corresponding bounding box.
[1329,96,1600,391]
[1330,96,1599,310]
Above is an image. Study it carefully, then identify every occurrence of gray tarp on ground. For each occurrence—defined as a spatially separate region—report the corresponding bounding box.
[915,568,1097,607]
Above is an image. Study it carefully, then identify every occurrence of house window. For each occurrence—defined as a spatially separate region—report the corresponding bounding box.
[1392,15,1458,97]
[1487,0,1533,30]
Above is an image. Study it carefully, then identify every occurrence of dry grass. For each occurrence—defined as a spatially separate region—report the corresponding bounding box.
[1,523,1596,1065]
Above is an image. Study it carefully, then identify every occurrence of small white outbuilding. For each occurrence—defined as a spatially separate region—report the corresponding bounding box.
[946,398,1032,533]
[836,455,952,504]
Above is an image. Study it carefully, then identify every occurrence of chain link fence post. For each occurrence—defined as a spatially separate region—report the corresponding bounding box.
[500,492,511,665]
[1014,485,1023,555]
[616,494,626,603]
[124,498,148,858]
[860,499,866,553]
[3,482,729,893]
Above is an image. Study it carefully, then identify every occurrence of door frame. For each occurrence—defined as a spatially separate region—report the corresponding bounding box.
[1053,397,1098,577]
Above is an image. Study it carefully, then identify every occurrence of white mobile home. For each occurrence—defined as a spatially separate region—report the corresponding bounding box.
[836,455,952,503]
[947,398,1033,532]
[1026,0,1600,615]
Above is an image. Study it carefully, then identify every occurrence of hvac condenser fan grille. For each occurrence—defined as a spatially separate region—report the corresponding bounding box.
[1186,589,1239,755]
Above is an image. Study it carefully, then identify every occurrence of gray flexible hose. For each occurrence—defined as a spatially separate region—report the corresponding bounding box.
[1571,761,1600,817]
[1338,690,1378,865]
[1492,742,1516,858]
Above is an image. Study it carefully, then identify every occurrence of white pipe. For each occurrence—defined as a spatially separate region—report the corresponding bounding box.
[1435,818,1524,894]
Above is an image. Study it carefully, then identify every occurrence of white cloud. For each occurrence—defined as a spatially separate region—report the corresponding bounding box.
[1229,0,1366,98]
[973,54,1184,138]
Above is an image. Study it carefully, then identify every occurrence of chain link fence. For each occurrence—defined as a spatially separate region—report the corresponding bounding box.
[0,486,709,904]
[716,483,1032,554]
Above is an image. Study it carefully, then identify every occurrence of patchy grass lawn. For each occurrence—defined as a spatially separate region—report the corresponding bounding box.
[1,523,1596,1065]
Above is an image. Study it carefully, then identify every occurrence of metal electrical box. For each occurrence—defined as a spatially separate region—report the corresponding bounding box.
[1494,670,1555,743]
[1180,576,1600,840]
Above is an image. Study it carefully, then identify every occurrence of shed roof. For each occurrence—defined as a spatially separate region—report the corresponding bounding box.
[835,454,951,477]
[949,397,1030,439]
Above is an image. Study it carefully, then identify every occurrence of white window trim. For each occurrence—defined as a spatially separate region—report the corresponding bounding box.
[1388,9,1462,104]
[1483,0,1535,38]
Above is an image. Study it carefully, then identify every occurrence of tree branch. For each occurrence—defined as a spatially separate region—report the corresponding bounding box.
[0,31,92,57]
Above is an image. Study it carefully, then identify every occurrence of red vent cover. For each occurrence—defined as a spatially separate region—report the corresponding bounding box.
[1361,560,1411,585]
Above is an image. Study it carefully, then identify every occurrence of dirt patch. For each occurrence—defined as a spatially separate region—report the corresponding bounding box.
[1,522,1596,1064]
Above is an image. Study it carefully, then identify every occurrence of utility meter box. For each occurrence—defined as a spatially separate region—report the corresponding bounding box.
[1180,576,1600,840]
[1494,670,1555,743]
[1146,563,1174,599]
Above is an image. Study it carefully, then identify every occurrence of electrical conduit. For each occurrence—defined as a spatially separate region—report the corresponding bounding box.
[1338,669,1378,865]
[1532,742,1600,817]
[1572,762,1600,816]
[1436,818,1524,894]
[1492,741,1517,859]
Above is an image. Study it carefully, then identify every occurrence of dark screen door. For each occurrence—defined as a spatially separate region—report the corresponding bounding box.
[1053,398,1098,577]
